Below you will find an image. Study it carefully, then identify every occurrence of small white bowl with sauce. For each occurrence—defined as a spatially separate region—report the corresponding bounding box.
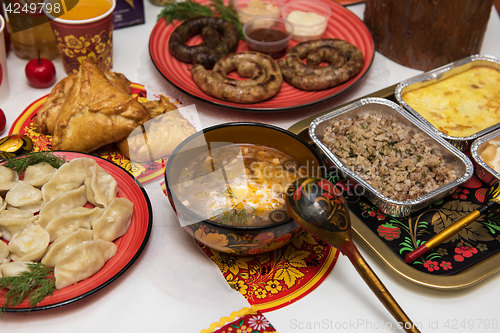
[235,0,284,24]
[281,0,331,42]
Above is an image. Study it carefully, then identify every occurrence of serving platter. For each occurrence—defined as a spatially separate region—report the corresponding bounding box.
[288,84,500,290]
[9,84,165,184]
[0,151,152,312]
[334,0,364,5]
[149,0,374,112]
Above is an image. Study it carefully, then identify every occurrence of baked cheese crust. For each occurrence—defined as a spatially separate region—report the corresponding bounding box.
[402,67,500,137]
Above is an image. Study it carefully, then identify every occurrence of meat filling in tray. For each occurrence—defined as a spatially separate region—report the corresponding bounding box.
[321,113,458,201]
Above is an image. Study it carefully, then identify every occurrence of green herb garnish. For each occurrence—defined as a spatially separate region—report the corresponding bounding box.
[210,0,242,38]
[417,155,423,162]
[158,0,244,40]
[2,152,66,174]
[213,206,257,225]
[0,263,56,311]
[386,141,398,150]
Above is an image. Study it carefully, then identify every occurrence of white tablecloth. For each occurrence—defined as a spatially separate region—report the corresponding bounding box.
[2,2,500,333]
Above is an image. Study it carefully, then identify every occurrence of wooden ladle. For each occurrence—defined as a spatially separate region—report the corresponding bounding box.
[285,177,420,333]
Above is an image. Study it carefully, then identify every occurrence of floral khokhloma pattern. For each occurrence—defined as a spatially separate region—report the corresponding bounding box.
[200,231,338,311]
[328,168,500,276]
[213,312,277,333]
[287,178,349,233]
[53,29,112,74]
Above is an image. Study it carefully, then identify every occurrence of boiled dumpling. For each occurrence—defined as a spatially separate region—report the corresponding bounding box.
[42,229,94,268]
[0,165,19,194]
[0,208,39,241]
[36,185,88,229]
[85,165,118,208]
[0,196,6,213]
[41,158,96,204]
[5,181,43,212]
[44,207,104,242]
[9,223,50,261]
[0,241,8,262]
[92,197,133,242]
[0,261,35,278]
[23,162,57,187]
[54,239,117,289]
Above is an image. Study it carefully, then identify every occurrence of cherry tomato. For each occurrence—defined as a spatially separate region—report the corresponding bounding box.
[25,55,56,88]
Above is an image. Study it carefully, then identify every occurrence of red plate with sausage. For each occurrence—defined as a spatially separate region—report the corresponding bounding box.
[149,0,374,112]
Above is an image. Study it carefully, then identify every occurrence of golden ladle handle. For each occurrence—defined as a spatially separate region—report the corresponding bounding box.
[339,241,421,333]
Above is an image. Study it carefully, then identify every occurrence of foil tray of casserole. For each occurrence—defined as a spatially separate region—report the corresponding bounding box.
[309,97,473,218]
[471,128,500,186]
[395,54,500,151]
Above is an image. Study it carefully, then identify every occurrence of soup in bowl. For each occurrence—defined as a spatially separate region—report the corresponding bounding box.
[164,122,325,255]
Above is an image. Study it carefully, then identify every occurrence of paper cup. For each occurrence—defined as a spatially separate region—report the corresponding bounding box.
[44,0,116,74]
[0,15,9,105]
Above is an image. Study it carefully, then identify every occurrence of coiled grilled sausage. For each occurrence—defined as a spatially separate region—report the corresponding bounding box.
[168,16,240,69]
[278,39,364,91]
[191,51,283,104]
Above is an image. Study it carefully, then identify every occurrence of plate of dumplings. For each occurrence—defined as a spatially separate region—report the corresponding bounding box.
[0,151,152,311]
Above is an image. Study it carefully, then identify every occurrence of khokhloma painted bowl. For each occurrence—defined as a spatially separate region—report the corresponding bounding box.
[164,122,325,255]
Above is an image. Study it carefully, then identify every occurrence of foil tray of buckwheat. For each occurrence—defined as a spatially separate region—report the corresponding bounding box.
[395,54,500,151]
[309,97,474,218]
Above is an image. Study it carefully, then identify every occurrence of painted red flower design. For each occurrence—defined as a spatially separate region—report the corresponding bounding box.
[424,260,440,272]
[377,223,401,241]
[455,245,478,258]
[336,179,356,192]
[440,261,452,270]
[462,175,482,188]
[475,188,488,203]
[454,245,478,262]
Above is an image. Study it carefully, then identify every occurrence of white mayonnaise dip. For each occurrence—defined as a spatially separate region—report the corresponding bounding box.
[287,10,327,40]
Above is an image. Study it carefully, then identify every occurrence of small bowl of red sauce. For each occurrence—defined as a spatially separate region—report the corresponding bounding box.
[243,16,294,59]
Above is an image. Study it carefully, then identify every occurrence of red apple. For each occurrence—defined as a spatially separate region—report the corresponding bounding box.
[0,108,5,134]
[25,55,56,88]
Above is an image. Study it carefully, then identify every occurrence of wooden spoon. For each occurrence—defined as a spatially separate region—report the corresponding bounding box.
[0,134,34,162]
[285,177,420,333]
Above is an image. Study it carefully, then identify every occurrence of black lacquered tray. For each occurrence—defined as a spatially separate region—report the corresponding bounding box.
[288,84,500,289]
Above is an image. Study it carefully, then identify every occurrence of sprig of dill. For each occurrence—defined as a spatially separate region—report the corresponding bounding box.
[2,151,66,174]
[0,263,56,311]
[158,0,214,24]
[213,206,257,225]
[214,207,247,225]
[157,0,244,40]
[211,0,242,38]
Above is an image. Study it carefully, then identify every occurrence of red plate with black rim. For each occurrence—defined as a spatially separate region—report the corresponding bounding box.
[0,151,152,312]
[149,0,374,112]
[334,0,364,5]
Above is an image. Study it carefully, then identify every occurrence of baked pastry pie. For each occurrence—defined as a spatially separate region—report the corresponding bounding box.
[50,59,151,153]
[35,69,132,136]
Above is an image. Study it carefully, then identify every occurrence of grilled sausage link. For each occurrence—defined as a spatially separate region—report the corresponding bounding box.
[168,16,240,69]
[191,51,283,104]
[278,39,364,91]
